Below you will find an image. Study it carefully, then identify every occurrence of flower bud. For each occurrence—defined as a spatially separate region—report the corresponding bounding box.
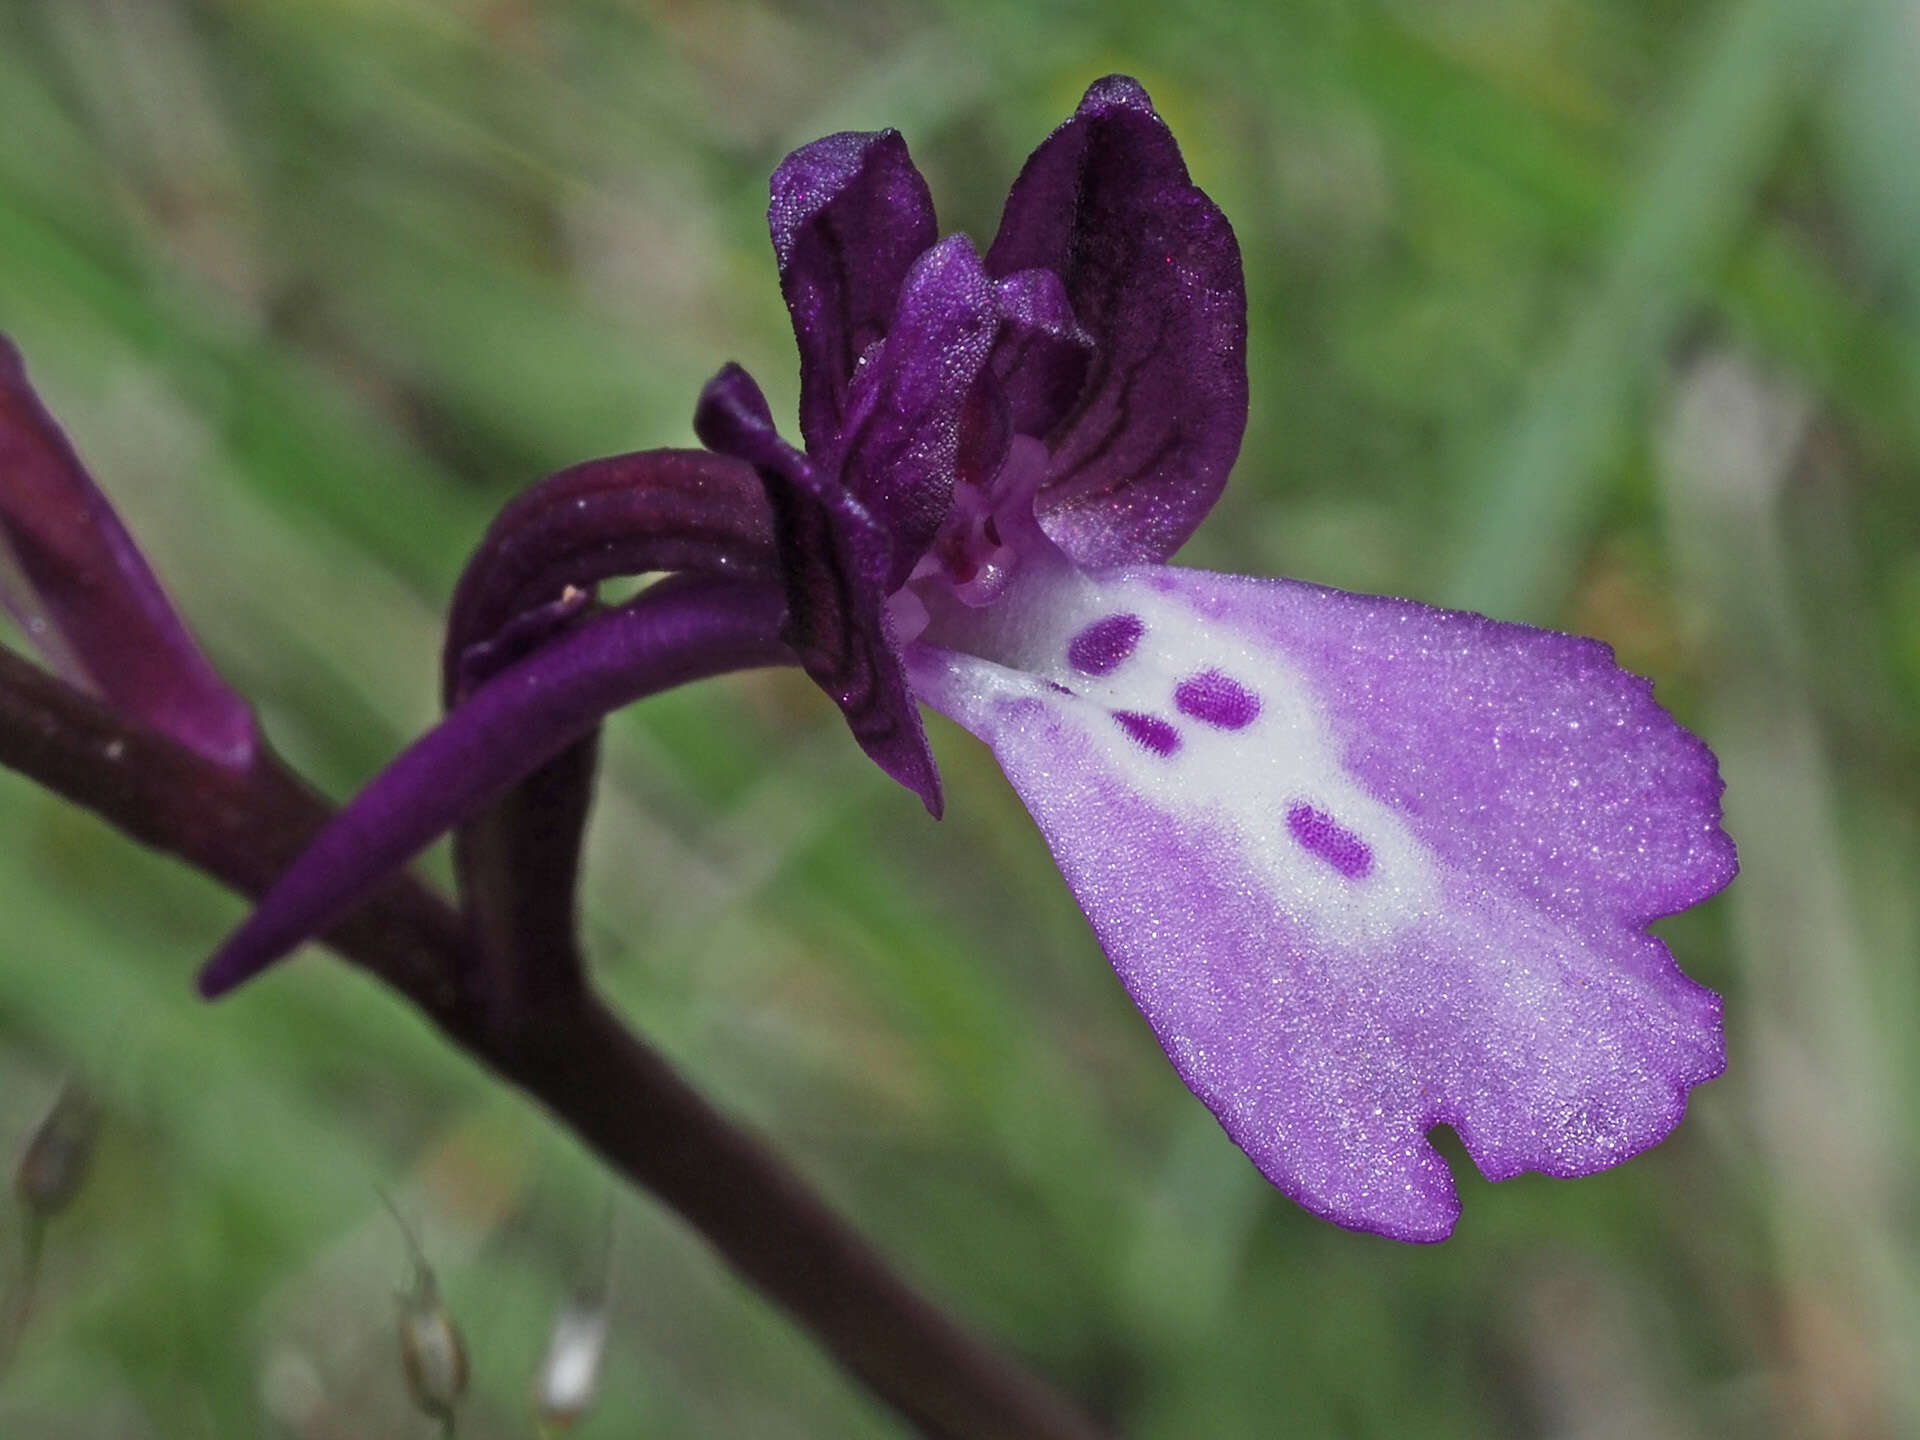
[398,1288,469,1430]
[13,1081,101,1221]
[382,1196,468,1431]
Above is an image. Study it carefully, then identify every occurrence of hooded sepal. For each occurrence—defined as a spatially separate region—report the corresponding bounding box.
[986,76,1247,568]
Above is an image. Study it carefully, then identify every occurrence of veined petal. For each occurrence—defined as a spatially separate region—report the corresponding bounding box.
[985,76,1247,568]
[909,563,1732,1241]
[989,268,1094,442]
[695,365,942,814]
[834,235,1005,584]
[0,334,256,767]
[770,130,938,457]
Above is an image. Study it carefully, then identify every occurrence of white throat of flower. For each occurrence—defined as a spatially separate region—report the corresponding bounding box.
[907,461,1443,953]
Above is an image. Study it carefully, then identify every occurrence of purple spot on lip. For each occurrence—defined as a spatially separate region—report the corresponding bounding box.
[1068,614,1143,675]
[1113,710,1180,756]
[1174,670,1260,729]
[1286,803,1373,879]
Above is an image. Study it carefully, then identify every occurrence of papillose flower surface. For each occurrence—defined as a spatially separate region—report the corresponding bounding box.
[196,77,1734,1241]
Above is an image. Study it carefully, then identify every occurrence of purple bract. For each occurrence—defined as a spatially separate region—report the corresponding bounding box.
[190,77,1734,1242]
[0,337,256,768]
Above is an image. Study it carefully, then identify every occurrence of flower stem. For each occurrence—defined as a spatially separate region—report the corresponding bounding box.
[0,595,1110,1439]
[0,1214,43,1376]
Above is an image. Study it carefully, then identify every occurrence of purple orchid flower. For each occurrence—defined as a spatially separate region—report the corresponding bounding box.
[196,77,1733,1242]
[0,336,256,768]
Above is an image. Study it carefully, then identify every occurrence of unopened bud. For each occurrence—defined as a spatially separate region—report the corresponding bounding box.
[14,1082,101,1220]
[535,1297,611,1432]
[382,1195,468,1431]
[399,1288,469,1429]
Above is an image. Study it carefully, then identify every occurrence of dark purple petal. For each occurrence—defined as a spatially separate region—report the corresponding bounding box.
[833,235,1005,585]
[986,76,1248,567]
[0,334,256,767]
[988,268,1094,441]
[910,562,1732,1240]
[443,447,775,705]
[198,576,789,997]
[770,130,938,456]
[694,364,942,815]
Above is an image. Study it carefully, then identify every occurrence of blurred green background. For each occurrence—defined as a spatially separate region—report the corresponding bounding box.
[1,0,1917,1434]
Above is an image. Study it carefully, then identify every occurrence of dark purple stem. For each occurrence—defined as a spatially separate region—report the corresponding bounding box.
[454,723,602,1022]
[0,635,1110,1440]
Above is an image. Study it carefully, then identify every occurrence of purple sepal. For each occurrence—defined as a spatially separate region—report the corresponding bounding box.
[989,268,1095,442]
[832,235,1006,587]
[909,564,1733,1240]
[198,577,788,997]
[986,76,1248,567]
[770,130,939,458]
[0,334,256,768]
[694,363,943,816]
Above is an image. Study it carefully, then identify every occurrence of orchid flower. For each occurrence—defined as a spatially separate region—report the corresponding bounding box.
[194,78,1733,1242]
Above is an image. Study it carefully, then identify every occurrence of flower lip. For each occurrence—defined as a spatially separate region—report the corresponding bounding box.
[906,563,1734,1241]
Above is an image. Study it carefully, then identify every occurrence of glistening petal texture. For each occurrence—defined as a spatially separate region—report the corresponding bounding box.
[834,235,1005,585]
[989,268,1095,441]
[198,578,788,997]
[909,563,1732,1240]
[694,365,942,814]
[0,335,255,767]
[770,130,938,456]
[985,76,1247,567]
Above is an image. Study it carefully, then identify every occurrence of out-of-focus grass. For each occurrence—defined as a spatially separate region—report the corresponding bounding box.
[1,0,1916,1435]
